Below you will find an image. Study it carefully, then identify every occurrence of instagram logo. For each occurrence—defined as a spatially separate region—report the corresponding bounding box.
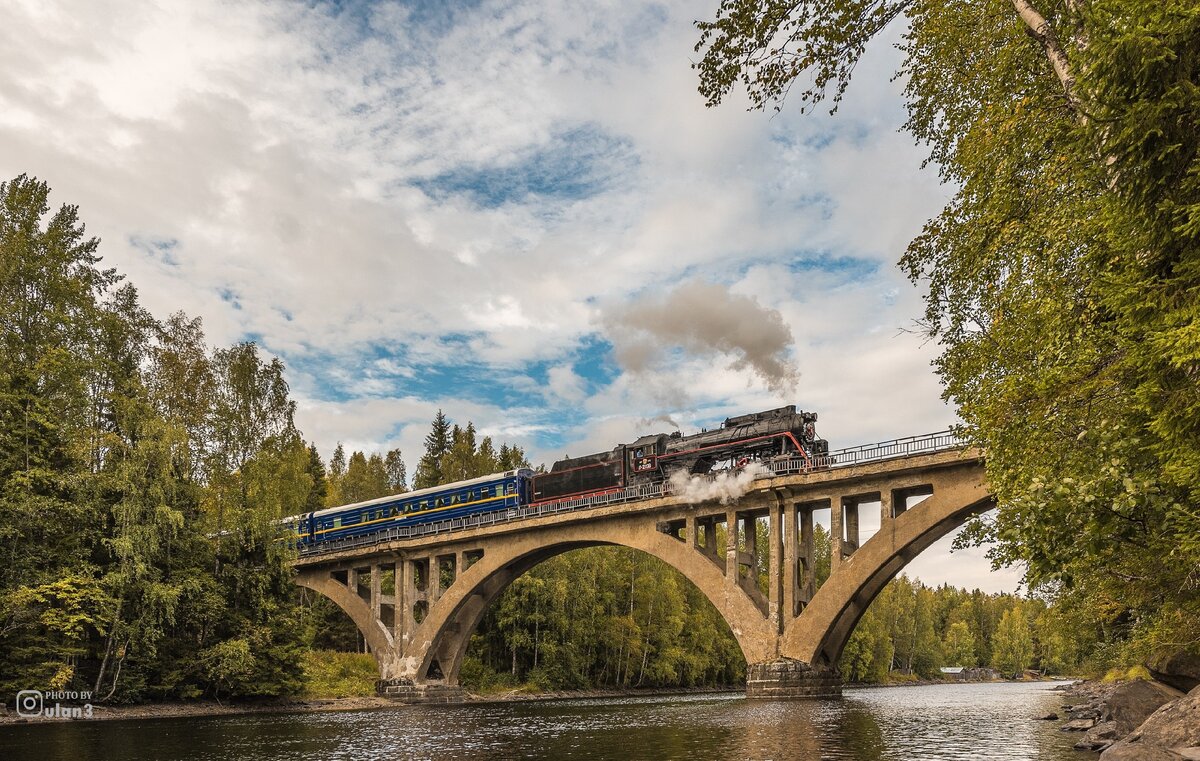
[16,690,43,718]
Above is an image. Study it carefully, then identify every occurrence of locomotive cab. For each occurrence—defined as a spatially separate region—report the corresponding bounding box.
[627,433,668,476]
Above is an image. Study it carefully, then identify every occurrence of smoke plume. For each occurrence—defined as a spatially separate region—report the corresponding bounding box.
[639,413,680,429]
[605,281,799,394]
[667,463,771,505]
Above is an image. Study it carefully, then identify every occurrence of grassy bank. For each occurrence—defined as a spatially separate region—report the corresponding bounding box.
[301,650,378,699]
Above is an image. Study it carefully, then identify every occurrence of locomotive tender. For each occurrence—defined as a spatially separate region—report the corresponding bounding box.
[286,405,826,551]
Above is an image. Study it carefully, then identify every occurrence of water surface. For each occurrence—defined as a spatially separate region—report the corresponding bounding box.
[0,681,1087,760]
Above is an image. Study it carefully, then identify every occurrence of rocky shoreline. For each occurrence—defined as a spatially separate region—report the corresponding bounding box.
[1048,678,1200,759]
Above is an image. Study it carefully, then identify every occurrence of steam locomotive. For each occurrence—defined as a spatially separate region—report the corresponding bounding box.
[531,404,827,502]
[286,405,826,550]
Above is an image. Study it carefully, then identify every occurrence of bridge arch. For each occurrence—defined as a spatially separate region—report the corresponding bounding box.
[401,521,777,686]
[295,568,394,656]
[780,468,994,668]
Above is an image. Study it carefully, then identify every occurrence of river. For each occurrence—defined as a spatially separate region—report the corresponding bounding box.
[0,681,1089,760]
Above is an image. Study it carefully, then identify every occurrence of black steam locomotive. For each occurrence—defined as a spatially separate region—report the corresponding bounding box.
[531,405,827,503]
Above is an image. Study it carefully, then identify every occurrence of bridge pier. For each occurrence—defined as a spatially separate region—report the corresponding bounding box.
[744,652,840,696]
[745,659,842,699]
[376,679,465,703]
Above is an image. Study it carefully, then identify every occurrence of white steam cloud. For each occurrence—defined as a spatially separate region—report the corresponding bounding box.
[604,281,800,394]
[667,463,771,505]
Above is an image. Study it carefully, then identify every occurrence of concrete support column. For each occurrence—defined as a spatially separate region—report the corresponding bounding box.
[880,491,895,532]
[684,514,697,549]
[830,496,844,573]
[401,558,418,644]
[370,564,382,621]
[783,501,798,619]
[725,510,738,580]
[768,498,784,632]
[347,568,360,593]
[843,497,860,557]
[798,504,815,608]
[393,560,405,643]
[455,551,464,585]
[429,557,442,604]
[702,520,718,558]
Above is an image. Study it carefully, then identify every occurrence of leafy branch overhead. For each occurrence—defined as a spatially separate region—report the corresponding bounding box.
[694,0,913,113]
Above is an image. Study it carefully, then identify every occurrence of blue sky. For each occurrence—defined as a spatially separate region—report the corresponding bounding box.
[0,0,1022,592]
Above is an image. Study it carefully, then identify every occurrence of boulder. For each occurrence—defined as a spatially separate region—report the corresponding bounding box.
[1100,745,1185,761]
[1147,651,1200,693]
[1103,679,1185,735]
[1075,721,1119,752]
[1100,687,1200,761]
[1062,718,1097,731]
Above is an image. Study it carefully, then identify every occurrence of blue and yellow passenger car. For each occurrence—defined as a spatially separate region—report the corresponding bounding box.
[287,469,533,549]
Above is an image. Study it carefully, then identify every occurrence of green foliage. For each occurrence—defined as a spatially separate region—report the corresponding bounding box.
[694,0,910,113]
[0,175,311,703]
[695,0,1200,669]
[462,547,745,691]
[412,410,451,490]
[300,649,377,699]
[838,576,1091,682]
[298,591,363,653]
[339,451,388,504]
[943,621,976,668]
[992,607,1035,678]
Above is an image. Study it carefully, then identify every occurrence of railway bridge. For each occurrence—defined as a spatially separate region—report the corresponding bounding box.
[292,432,992,701]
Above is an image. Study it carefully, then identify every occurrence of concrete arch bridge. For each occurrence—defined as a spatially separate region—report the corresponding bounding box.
[293,432,992,701]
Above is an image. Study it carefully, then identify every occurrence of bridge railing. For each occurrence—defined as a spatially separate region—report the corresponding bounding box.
[297,429,966,558]
[765,429,966,475]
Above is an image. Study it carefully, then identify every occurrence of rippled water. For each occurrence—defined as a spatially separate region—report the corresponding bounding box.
[0,681,1087,760]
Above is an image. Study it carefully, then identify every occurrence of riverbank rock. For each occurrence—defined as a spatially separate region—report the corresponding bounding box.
[1147,651,1200,693]
[1062,718,1097,731]
[1103,679,1184,735]
[1074,721,1119,752]
[1099,684,1200,761]
[1057,680,1113,728]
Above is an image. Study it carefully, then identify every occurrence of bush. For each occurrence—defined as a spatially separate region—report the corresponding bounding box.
[301,650,377,698]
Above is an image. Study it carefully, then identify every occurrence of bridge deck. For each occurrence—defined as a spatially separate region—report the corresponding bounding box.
[294,431,978,567]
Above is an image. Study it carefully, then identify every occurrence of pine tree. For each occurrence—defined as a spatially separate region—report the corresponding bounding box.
[326,442,346,506]
[384,448,407,493]
[304,443,327,512]
[413,410,451,489]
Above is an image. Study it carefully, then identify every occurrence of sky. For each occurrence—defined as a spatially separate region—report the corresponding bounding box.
[0,0,1024,593]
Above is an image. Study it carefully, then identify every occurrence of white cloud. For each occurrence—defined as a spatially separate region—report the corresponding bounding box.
[0,0,1024,592]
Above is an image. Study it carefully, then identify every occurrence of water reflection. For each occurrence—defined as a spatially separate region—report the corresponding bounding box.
[0,682,1083,761]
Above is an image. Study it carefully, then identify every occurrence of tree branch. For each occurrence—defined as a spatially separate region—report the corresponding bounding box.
[1010,0,1079,110]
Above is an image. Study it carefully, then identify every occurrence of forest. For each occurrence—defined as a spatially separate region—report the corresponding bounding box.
[0,172,1102,703]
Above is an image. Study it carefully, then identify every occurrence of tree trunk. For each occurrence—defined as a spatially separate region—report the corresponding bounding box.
[93,597,126,697]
